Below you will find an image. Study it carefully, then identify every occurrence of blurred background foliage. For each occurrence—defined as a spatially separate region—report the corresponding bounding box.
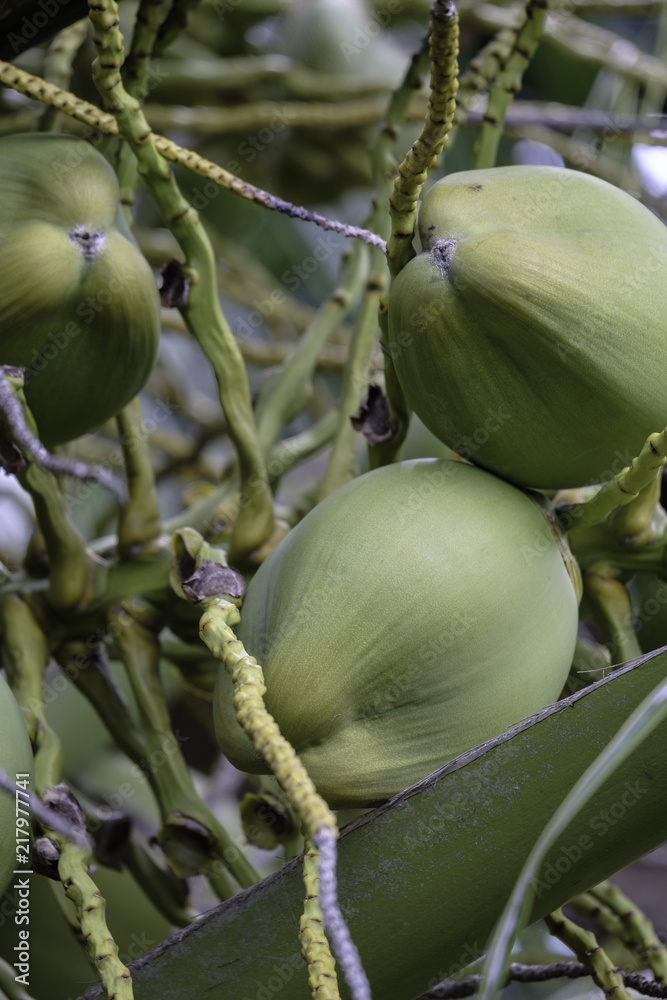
[0,0,666,997]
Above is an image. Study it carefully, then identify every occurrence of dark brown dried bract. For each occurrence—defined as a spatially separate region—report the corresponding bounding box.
[351,383,396,446]
[180,559,246,602]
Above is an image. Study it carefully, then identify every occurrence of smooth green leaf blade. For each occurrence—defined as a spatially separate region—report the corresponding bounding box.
[79,648,667,1000]
[479,671,667,1000]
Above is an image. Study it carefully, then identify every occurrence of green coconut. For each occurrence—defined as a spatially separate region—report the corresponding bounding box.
[0,132,160,446]
[214,459,580,807]
[388,166,667,490]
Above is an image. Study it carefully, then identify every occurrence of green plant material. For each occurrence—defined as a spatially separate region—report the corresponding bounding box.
[147,53,399,101]
[386,0,459,279]
[79,646,667,1000]
[565,636,611,694]
[544,908,632,1000]
[122,0,172,100]
[0,595,62,795]
[240,788,300,851]
[56,826,134,1000]
[0,132,160,448]
[319,281,383,498]
[216,459,579,807]
[109,602,258,894]
[324,29,431,493]
[39,19,89,133]
[85,0,276,561]
[388,165,667,490]
[0,955,36,999]
[587,882,667,982]
[116,397,162,557]
[269,410,340,493]
[555,428,667,530]
[0,597,129,1000]
[607,476,667,548]
[141,96,427,135]
[0,60,385,252]
[627,573,667,655]
[454,28,517,128]
[152,0,200,56]
[54,641,148,766]
[202,597,337,836]
[468,4,667,90]
[255,240,369,461]
[473,0,548,169]
[11,388,99,613]
[121,833,193,929]
[583,568,642,666]
[570,890,629,943]
[116,0,174,221]
[478,667,667,1000]
[0,673,33,895]
[300,837,339,1000]
[170,528,362,996]
[198,596,351,997]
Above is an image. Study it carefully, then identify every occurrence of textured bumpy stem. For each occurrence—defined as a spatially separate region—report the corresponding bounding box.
[115,397,162,556]
[86,0,274,561]
[116,0,172,218]
[0,60,118,131]
[588,883,667,983]
[0,599,129,1000]
[255,241,368,461]
[314,828,372,1000]
[583,569,643,666]
[545,909,633,1000]
[122,0,172,99]
[110,605,258,894]
[300,839,340,1000]
[57,838,133,1000]
[199,599,371,999]
[199,600,336,836]
[385,0,459,280]
[0,61,385,253]
[473,0,548,169]
[454,28,517,128]
[570,892,630,942]
[555,428,667,531]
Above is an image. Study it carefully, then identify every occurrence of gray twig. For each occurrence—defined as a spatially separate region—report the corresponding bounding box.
[313,826,372,1000]
[0,768,91,849]
[415,962,667,999]
[0,368,128,504]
